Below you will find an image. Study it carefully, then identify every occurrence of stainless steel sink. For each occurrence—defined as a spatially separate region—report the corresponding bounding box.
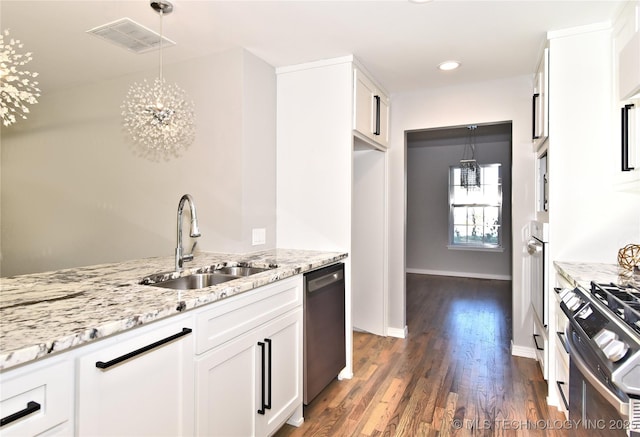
[212,266,271,276]
[139,264,274,290]
[147,273,239,290]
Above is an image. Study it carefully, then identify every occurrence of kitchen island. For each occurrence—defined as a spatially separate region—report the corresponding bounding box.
[0,248,347,371]
[0,248,346,436]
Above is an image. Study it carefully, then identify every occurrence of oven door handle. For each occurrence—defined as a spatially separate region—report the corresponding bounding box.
[527,239,542,255]
[569,332,630,417]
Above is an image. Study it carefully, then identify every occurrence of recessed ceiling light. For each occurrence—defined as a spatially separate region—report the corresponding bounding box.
[409,0,433,3]
[438,61,461,71]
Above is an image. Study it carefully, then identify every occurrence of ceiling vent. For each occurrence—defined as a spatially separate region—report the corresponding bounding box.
[86,18,175,54]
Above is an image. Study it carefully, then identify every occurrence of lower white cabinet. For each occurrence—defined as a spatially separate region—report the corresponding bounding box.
[0,358,73,436]
[195,276,303,437]
[1,275,305,437]
[195,309,302,436]
[76,315,195,436]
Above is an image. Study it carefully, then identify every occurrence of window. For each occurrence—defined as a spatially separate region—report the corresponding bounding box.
[449,163,502,249]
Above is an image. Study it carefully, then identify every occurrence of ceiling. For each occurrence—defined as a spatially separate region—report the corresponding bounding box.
[0,0,628,95]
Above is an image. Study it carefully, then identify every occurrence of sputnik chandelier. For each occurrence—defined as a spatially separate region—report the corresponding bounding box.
[0,29,40,127]
[121,0,195,161]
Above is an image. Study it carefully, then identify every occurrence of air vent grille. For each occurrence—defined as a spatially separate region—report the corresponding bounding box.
[631,397,640,432]
[86,18,175,54]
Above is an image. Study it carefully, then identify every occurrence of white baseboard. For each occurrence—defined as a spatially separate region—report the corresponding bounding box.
[406,268,512,281]
[386,325,408,339]
[511,341,537,359]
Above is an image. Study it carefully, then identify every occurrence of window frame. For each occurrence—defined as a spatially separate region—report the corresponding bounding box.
[448,163,503,251]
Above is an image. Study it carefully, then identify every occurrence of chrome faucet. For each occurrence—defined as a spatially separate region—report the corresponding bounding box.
[175,194,201,271]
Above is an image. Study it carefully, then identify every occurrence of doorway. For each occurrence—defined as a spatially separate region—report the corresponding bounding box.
[405,121,513,280]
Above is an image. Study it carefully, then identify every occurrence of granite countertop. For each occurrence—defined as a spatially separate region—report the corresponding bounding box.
[0,249,347,371]
[554,260,639,291]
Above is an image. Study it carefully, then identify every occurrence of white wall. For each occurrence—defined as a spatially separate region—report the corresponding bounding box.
[406,133,512,279]
[389,75,536,349]
[1,48,277,276]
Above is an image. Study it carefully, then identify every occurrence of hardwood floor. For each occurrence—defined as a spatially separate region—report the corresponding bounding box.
[275,274,568,437]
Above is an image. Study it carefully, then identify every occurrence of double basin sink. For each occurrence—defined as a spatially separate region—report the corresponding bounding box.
[139,265,274,290]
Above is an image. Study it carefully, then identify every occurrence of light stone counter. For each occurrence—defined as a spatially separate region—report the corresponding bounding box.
[554,261,639,291]
[0,249,347,371]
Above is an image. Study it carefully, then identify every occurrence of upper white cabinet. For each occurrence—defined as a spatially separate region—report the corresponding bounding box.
[76,315,195,437]
[354,68,390,149]
[614,1,640,189]
[532,47,549,151]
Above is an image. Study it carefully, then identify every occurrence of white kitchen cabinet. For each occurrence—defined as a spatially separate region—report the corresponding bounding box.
[614,1,640,191]
[194,276,303,437]
[76,315,195,437]
[532,47,549,151]
[354,68,389,149]
[546,271,572,415]
[0,358,73,436]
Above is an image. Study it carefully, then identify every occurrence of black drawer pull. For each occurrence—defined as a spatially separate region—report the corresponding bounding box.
[532,333,544,351]
[557,381,569,410]
[265,338,272,410]
[557,331,569,354]
[1,401,41,427]
[622,104,635,171]
[532,93,540,139]
[374,95,381,136]
[257,341,266,415]
[96,327,192,369]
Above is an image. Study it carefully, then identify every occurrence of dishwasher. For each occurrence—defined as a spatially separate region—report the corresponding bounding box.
[303,262,346,405]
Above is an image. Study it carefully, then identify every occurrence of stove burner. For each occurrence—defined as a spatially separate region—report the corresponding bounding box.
[591,282,640,335]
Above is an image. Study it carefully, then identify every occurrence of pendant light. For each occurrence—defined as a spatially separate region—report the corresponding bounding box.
[0,29,40,127]
[460,125,480,189]
[121,0,195,161]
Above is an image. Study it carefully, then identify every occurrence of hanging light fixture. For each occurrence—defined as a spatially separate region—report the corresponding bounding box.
[460,125,481,189]
[121,0,195,161]
[0,29,40,127]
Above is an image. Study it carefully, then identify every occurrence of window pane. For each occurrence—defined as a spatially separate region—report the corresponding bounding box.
[453,206,467,225]
[449,163,503,248]
[453,225,469,244]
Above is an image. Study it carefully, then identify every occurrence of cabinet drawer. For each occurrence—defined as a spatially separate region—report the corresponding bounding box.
[0,359,73,436]
[196,276,302,354]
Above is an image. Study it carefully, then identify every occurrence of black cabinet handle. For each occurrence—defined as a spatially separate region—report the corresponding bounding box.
[533,333,544,351]
[96,327,192,369]
[557,381,569,410]
[374,95,381,136]
[557,331,569,354]
[622,104,635,171]
[532,93,540,140]
[257,341,266,415]
[265,338,272,410]
[1,401,41,427]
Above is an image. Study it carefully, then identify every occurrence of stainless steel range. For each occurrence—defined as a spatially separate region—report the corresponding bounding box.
[560,282,640,436]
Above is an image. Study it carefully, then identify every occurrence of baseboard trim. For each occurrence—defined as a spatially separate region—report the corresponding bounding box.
[386,326,408,339]
[511,341,537,359]
[406,268,512,281]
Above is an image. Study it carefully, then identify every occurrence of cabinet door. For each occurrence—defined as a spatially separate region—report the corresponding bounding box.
[354,68,389,149]
[354,68,376,142]
[77,318,194,437]
[195,328,257,437]
[196,309,303,437]
[532,47,549,150]
[0,359,73,436]
[256,309,303,437]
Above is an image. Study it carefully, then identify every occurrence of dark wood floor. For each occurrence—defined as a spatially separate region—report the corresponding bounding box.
[275,274,568,437]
